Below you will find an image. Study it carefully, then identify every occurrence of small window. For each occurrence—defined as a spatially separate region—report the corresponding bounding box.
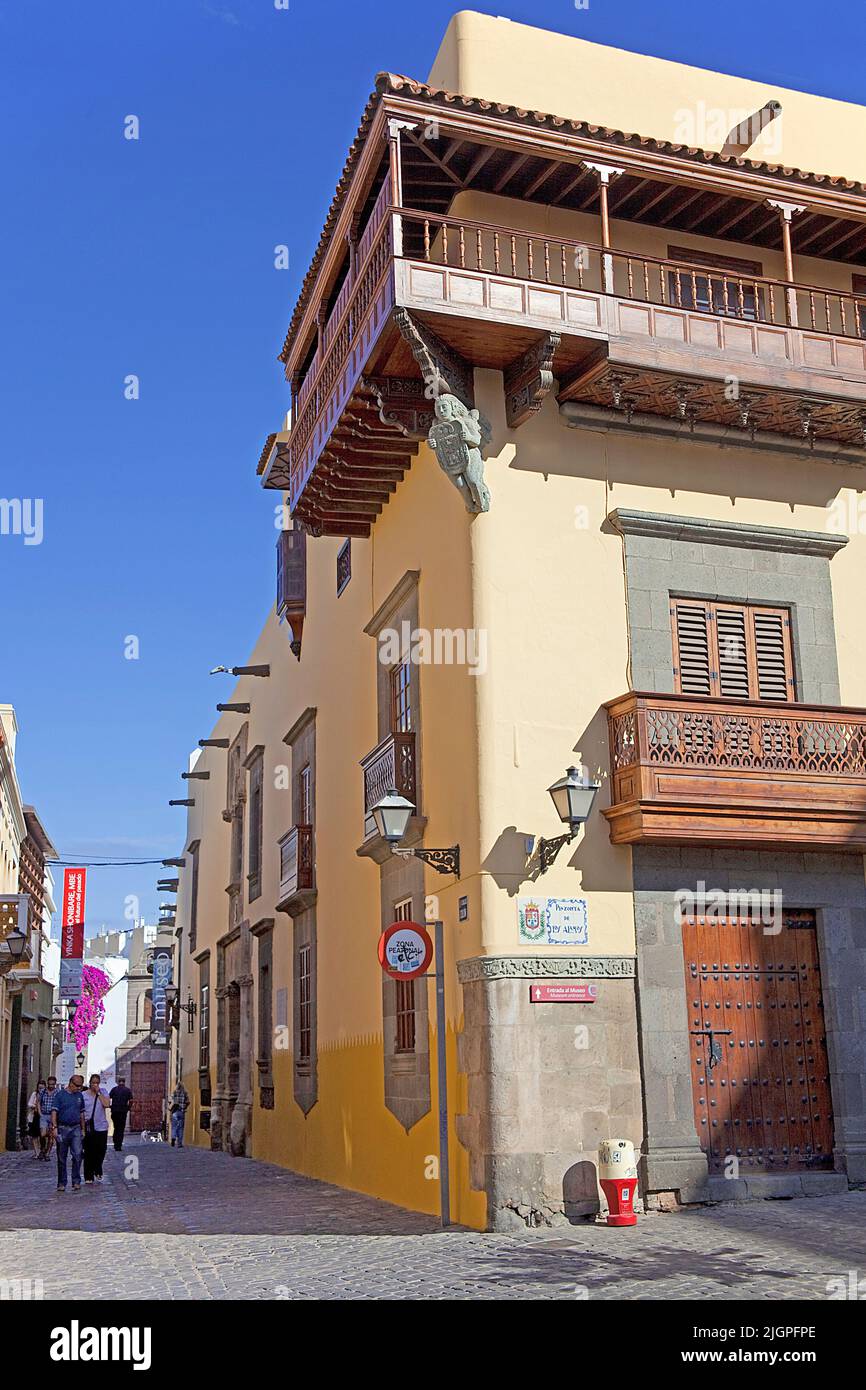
[258,960,272,1075]
[298,764,312,827]
[188,840,200,954]
[667,245,764,322]
[671,599,795,702]
[853,273,866,337]
[248,754,264,902]
[298,943,312,1062]
[390,661,412,734]
[199,981,210,1071]
[337,539,351,595]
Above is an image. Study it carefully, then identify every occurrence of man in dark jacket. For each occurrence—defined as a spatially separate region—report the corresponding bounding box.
[108,1077,133,1152]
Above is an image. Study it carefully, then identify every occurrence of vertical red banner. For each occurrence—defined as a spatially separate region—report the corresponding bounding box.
[61,868,87,959]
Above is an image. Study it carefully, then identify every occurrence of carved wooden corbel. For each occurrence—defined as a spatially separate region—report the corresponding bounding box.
[504,332,561,429]
[394,308,475,409]
[360,375,434,439]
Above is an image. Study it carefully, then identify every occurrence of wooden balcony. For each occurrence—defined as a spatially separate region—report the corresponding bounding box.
[604,691,866,851]
[264,203,866,534]
[276,825,315,917]
[360,731,417,841]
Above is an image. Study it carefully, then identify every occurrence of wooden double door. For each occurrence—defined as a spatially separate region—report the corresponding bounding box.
[682,910,834,1174]
[130,1061,167,1133]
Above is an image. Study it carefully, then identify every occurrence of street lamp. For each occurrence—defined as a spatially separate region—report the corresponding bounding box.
[0,927,29,970]
[370,789,460,877]
[164,985,196,1032]
[538,765,600,873]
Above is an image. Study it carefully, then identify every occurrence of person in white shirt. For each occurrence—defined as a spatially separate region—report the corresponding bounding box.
[82,1074,111,1184]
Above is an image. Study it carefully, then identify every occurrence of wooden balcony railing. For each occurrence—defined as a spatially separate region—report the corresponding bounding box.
[604,691,866,850]
[360,731,416,839]
[290,218,393,501]
[278,825,314,903]
[398,208,866,340]
[284,199,866,517]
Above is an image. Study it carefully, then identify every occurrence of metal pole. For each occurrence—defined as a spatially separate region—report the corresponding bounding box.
[433,919,450,1228]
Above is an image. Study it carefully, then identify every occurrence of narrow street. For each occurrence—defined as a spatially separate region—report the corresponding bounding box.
[1,1141,864,1300]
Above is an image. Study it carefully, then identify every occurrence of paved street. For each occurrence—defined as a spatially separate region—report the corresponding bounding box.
[1,1139,864,1300]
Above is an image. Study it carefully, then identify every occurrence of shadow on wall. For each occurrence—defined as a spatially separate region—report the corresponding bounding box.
[498,379,851,513]
[480,707,628,895]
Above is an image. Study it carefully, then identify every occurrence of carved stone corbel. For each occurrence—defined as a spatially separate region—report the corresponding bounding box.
[394,308,475,409]
[504,332,561,429]
[427,394,492,514]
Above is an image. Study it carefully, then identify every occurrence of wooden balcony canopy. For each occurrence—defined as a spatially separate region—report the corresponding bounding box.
[260,72,866,534]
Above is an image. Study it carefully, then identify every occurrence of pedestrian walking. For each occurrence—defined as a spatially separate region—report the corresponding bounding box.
[169,1082,189,1148]
[39,1076,60,1160]
[51,1075,86,1193]
[108,1076,133,1152]
[82,1074,110,1183]
[26,1080,46,1156]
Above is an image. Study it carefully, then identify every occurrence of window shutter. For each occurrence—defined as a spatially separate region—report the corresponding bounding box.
[752,608,793,700]
[276,527,307,655]
[671,601,713,695]
[715,605,750,699]
[276,527,307,612]
[671,598,794,701]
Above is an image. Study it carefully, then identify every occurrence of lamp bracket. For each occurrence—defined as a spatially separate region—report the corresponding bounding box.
[538,829,577,875]
[396,845,461,878]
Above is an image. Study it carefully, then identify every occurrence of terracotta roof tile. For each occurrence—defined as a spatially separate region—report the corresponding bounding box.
[278,70,866,367]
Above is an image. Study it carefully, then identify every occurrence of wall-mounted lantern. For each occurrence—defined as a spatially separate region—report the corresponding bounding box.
[370,789,461,878]
[538,766,600,874]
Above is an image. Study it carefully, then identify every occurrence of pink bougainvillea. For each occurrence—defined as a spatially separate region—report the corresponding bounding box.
[67,964,111,1051]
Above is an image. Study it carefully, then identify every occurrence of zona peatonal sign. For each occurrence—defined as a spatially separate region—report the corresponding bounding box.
[378,920,434,980]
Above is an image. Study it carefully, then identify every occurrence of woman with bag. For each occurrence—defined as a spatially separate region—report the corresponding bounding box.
[26,1080,46,1156]
[82,1073,111,1183]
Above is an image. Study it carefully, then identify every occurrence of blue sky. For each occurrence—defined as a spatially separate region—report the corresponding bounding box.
[1,0,863,935]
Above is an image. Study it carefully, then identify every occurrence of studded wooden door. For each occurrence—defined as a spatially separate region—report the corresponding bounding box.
[129,1061,167,1133]
[682,909,834,1174]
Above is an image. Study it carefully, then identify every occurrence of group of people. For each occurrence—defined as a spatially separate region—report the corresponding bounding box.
[26,1074,134,1191]
[26,1075,191,1190]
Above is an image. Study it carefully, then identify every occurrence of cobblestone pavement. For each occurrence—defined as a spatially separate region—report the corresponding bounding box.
[0,1141,864,1300]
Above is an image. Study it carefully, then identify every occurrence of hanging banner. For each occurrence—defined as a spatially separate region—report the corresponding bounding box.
[59,868,87,1000]
[150,943,174,1047]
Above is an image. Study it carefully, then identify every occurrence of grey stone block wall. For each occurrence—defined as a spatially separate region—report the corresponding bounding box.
[456,958,641,1230]
[633,847,866,1195]
[609,509,845,702]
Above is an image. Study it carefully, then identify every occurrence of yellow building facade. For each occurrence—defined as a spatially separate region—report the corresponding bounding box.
[174,14,866,1229]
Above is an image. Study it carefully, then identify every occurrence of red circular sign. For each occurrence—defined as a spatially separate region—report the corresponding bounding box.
[378,921,434,980]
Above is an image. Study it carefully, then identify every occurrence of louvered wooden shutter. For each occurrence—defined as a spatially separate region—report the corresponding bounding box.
[671,599,794,700]
[671,601,713,695]
[715,605,750,698]
[752,606,793,700]
[276,527,306,615]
